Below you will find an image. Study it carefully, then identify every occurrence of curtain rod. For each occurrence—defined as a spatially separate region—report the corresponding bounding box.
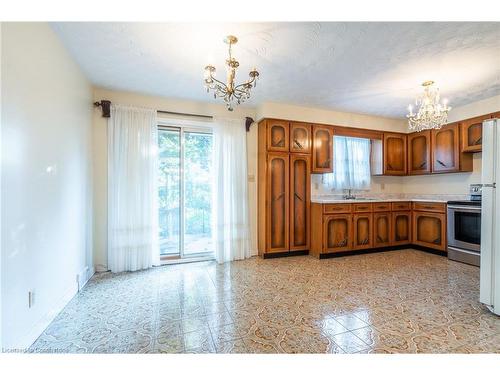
[94,100,254,131]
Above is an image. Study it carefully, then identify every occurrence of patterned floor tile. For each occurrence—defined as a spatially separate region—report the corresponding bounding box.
[26,249,499,354]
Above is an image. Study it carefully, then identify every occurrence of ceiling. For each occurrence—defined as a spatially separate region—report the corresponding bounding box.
[51,22,500,118]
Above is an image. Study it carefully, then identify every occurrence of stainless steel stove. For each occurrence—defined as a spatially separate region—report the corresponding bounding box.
[447,185,482,266]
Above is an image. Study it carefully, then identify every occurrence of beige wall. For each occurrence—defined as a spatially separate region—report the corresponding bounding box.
[92,89,499,268]
[92,88,257,269]
[1,23,93,348]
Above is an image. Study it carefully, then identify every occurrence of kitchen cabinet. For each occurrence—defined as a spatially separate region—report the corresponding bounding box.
[431,123,472,173]
[460,114,491,153]
[412,211,446,251]
[266,119,289,152]
[266,153,289,252]
[373,212,392,247]
[392,211,411,245]
[383,133,407,175]
[290,122,311,153]
[289,154,310,251]
[324,214,352,253]
[353,213,373,250]
[408,130,431,175]
[312,125,333,173]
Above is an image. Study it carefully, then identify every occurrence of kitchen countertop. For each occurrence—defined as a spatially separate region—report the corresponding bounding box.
[310,196,455,204]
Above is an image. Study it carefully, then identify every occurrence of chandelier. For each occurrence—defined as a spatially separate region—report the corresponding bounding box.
[407,81,451,132]
[204,35,259,111]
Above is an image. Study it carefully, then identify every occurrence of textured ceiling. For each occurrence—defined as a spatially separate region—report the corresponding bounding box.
[51,22,500,118]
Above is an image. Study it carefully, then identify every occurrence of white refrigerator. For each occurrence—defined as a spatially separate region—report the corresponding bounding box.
[480,118,500,315]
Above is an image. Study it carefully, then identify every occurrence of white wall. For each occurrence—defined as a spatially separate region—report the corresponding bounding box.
[92,88,257,270]
[1,23,93,349]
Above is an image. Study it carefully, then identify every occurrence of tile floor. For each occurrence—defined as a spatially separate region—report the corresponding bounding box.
[30,249,500,353]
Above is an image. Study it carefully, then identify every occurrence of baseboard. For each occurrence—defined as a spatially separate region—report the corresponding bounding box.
[7,264,96,351]
[10,283,78,350]
[263,250,309,259]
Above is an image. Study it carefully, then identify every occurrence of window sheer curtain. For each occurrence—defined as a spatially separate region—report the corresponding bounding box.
[212,117,251,264]
[323,136,371,190]
[108,104,160,272]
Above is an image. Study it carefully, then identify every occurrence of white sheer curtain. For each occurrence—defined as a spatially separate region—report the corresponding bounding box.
[323,136,371,191]
[212,117,251,264]
[107,104,160,272]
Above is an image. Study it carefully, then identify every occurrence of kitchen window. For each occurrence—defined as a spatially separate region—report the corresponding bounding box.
[322,135,371,190]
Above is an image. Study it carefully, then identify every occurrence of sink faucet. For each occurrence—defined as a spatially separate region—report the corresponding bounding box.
[343,189,356,200]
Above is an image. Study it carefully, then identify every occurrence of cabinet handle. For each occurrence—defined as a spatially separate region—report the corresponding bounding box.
[274,192,285,201]
[293,139,304,149]
[294,192,303,201]
[437,159,447,167]
[423,205,435,210]
[474,137,482,145]
[387,163,394,170]
[432,238,441,245]
[357,206,368,210]
[419,161,427,168]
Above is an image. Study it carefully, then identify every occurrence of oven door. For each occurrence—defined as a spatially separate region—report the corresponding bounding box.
[447,205,481,252]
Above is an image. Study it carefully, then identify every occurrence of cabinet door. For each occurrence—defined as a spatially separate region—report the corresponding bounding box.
[431,123,460,173]
[460,115,490,153]
[312,125,333,173]
[290,122,311,153]
[408,131,431,175]
[392,211,411,245]
[324,214,352,253]
[373,212,392,248]
[267,120,289,152]
[290,154,310,251]
[383,133,407,175]
[353,213,373,250]
[266,153,289,252]
[412,211,446,251]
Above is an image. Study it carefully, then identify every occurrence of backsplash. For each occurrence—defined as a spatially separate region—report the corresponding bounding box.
[311,192,469,201]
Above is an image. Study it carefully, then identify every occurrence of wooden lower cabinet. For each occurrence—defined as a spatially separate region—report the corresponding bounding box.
[373,212,392,247]
[412,211,446,251]
[353,213,373,250]
[392,211,411,245]
[323,214,352,253]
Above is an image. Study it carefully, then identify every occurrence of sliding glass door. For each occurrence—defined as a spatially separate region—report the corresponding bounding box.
[158,125,214,259]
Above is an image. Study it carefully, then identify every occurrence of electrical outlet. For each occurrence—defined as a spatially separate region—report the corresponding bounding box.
[28,290,35,308]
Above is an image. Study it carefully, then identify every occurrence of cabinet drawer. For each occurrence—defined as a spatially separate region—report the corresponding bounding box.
[412,202,446,213]
[373,202,391,212]
[352,203,373,213]
[324,203,351,214]
[391,202,411,211]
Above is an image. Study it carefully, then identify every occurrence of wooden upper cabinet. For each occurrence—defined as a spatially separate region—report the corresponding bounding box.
[324,214,352,253]
[289,154,310,251]
[383,133,407,175]
[412,211,446,252]
[290,122,311,153]
[460,114,490,153]
[266,153,289,252]
[353,213,373,250]
[408,131,431,175]
[312,125,333,173]
[431,123,462,173]
[373,212,391,248]
[266,120,289,152]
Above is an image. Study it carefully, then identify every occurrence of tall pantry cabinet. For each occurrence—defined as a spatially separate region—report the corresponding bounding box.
[258,119,312,256]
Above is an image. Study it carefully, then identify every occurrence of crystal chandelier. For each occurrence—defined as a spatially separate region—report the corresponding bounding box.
[407,81,451,132]
[204,35,259,111]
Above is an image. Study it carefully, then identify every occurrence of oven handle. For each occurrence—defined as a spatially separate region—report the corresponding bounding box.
[447,205,481,211]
